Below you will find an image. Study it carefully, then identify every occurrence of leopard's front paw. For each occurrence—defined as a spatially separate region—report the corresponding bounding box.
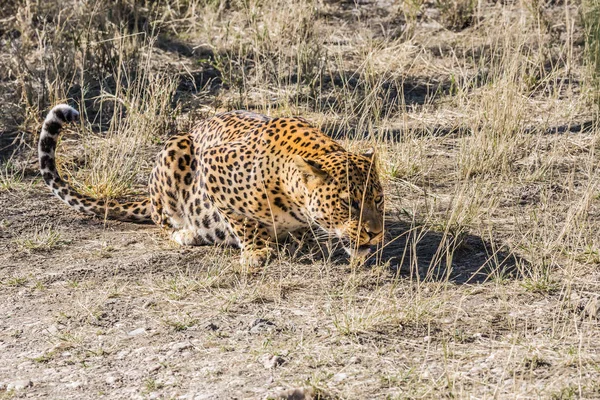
[239,248,270,272]
[171,229,199,246]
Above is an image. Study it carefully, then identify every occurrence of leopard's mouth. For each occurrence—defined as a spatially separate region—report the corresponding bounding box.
[342,243,372,258]
[333,229,372,258]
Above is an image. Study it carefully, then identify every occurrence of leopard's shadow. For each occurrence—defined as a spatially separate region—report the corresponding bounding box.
[288,219,526,284]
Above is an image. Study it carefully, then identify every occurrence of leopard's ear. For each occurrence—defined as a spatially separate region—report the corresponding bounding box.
[362,147,377,163]
[294,156,328,185]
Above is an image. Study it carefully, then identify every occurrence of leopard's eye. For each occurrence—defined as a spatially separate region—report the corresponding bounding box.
[374,194,384,210]
[351,200,361,210]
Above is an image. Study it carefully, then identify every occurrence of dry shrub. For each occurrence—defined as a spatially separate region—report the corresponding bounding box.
[435,0,477,31]
[63,47,179,199]
[583,0,600,113]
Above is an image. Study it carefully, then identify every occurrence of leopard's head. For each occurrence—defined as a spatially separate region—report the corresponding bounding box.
[295,150,384,257]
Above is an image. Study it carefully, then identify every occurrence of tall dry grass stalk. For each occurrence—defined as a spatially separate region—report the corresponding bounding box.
[583,0,600,114]
[65,45,179,199]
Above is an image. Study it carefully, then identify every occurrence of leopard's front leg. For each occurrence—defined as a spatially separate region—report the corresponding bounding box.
[225,213,273,270]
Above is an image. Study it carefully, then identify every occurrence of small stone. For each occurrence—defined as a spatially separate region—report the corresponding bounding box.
[46,325,59,335]
[147,364,161,373]
[332,373,347,382]
[423,8,440,19]
[7,379,33,391]
[347,356,361,364]
[194,393,217,400]
[250,318,277,334]
[66,381,82,389]
[259,354,285,369]
[143,300,156,308]
[116,350,130,359]
[128,328,146,337]
[469,366,482,375]
[106,375,120,385]
[206,323,219,331]
[268,387,316,400]
[171,342,192,352]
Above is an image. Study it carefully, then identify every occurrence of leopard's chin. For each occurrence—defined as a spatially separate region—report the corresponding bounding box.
[344,244,372,258]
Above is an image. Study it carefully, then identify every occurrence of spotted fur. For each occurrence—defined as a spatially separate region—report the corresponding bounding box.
[40,105,385,267]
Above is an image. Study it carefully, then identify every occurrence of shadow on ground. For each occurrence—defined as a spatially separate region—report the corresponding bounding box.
[370,219,526,284]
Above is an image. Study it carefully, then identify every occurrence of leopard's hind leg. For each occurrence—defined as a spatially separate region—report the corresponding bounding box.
[149,132,237,247]
[149,133,200,240]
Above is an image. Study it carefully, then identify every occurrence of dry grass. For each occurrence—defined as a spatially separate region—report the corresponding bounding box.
[1,0,600,399]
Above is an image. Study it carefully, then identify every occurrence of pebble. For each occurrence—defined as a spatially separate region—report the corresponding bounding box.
[147,364,162,373]
[128,328,146,337]
[250,318,277,334]
[46,325,59,335]
[205,323,219,331]
[259,354,286,369]
[268,387,316,400]
[332,373,347,382]
[171,342,193,352]
[347,356,361,364]
[65,381,82,389]
[106,375,121,386]
[7,379,32,391]
[116,349,130,359]
[194,393,217,400]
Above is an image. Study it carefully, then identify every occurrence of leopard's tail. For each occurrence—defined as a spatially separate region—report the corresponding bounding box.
[39,104,152,223]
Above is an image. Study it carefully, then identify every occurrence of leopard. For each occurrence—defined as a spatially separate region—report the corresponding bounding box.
[39,104,385,267]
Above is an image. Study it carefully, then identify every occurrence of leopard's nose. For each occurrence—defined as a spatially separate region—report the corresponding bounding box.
[364,219,383,237]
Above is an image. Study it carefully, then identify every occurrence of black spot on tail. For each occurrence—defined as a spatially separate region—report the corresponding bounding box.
[40,155,54,171]
[42,172,54,184]
[45,122,62,136]
[40,136,56,153]
[53,109,66,122]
